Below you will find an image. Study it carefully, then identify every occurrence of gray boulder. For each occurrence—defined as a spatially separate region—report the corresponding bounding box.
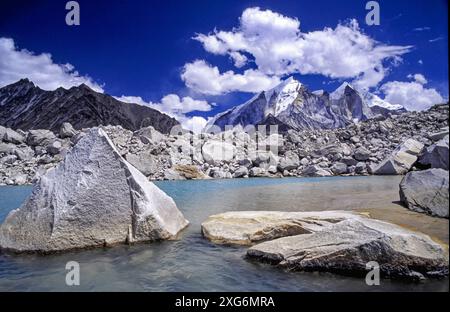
[209,167,232,179]
[27,129,56,146]
[0,126,6,141]
[238,158,252,168]
[278,151,300,171]
[12,174,28,185]
[163,168,185,180]
[330,162,348,175]
[418,135,449,170]
[373,139,424,175]
[354,147,371,161]
[302,165,332,177]
[399,168,449,218]
[135,126,165,144]
[2,128,25,144]
[429,127,449,142]
[202,140,236,165]
[249,167,267,177]
[1,154,17,164]
[14,146,34,161]
[250,151,278,167]
[46,140,63,155]
[299,157,310,166]
[317,144,344,157]
[0,128,189,253]
[59,122,77,138]
[247,217,448,279]
[0,143,15,155]
[341,156,357,166]
[125,152,157,176]
[233,166,249,178]
[355,162,367,174]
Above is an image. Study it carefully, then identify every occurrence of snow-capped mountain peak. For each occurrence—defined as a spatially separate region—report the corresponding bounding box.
[264,76,301,101]
[330,81,355,100]
[264,76,302,116]
[312,89,326,96]
[330,82,404,111]
[206,77,406,132]
[361,91,404,111]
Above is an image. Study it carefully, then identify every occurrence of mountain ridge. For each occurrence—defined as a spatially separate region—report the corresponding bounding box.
[0,79,179,134]
[207,77,406,131]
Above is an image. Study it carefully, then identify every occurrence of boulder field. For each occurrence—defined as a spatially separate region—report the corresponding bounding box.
[1,104,448,184]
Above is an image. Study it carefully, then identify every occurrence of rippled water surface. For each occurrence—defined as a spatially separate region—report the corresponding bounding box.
[0,176,448,291]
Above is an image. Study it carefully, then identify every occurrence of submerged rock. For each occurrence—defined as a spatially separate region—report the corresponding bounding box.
[399,168,449,218]
[201,211,360,245]
[0,128,189,253]
[247,217,448,279]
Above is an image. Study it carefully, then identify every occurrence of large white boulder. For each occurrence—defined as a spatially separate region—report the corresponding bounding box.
[372,139,424,175]
[202,140,236,165]
[0,128,189,253]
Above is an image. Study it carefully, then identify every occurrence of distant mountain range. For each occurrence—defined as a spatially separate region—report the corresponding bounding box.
[0,79,179,133]
[0,77,407,135]
[206,77,406,131]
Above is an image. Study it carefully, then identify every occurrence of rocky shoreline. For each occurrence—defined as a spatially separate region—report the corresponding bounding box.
[201,211,449,280]
[1,104,448,185]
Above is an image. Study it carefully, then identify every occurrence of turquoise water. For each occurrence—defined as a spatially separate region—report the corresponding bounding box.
[0,177,448,291]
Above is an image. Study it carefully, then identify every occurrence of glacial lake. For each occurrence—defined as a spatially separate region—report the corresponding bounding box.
[0,176,448,292]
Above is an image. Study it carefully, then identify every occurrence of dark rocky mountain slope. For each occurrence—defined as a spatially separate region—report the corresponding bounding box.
[0,79,179,133]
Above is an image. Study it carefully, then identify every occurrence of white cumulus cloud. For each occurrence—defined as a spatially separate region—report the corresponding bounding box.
[181,59,281,95]
[190,7,412,92]
[407,73,427,85]
[380,74,445,111]
[115,94,211,133]
[0,37,104,92]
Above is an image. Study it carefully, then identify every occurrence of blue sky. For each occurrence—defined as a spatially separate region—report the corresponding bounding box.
[0,0,448,130]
